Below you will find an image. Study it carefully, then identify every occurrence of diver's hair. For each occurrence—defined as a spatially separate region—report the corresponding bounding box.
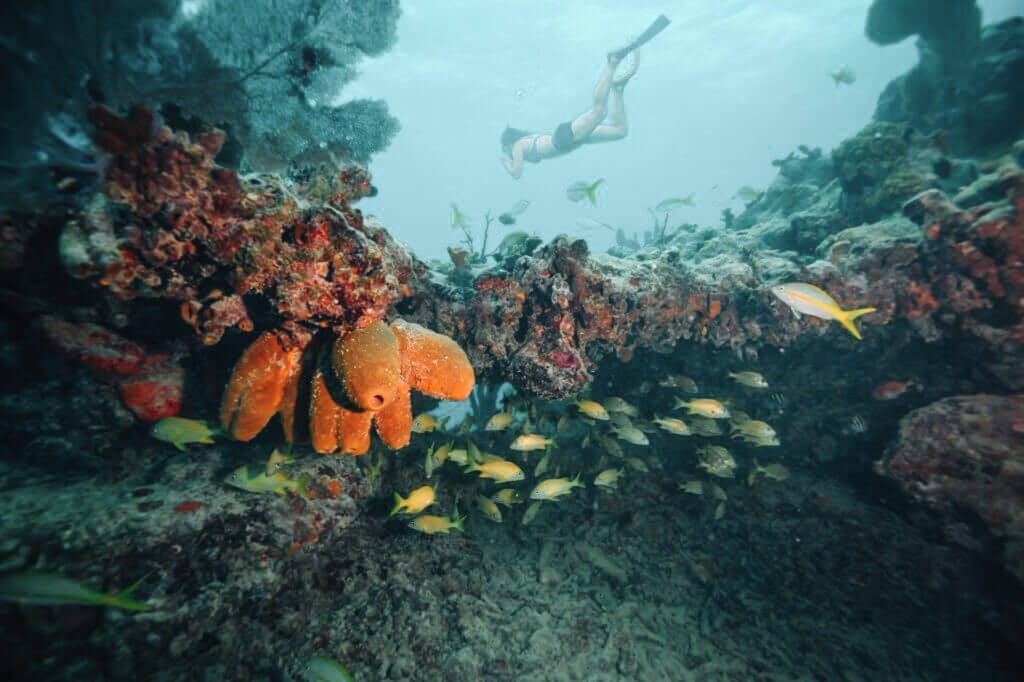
[501,126,531,154]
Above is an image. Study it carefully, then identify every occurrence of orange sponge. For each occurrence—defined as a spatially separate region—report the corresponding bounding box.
[309,368,373,455]
[220,332,302,441]
[390,319,475,401]
[374,381,412,449]
[331,320,402,411]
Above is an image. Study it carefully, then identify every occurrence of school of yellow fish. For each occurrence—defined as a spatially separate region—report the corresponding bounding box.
[153,361,801,533]
[363,364,799,530]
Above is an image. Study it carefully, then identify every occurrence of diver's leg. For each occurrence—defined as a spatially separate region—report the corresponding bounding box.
[569,57,619,140]
[585,84,627,143]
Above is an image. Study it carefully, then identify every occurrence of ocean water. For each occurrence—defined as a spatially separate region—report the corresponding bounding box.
[1,1,1024,681]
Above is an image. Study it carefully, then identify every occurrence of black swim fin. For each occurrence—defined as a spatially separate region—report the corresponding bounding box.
[608,14,670,61]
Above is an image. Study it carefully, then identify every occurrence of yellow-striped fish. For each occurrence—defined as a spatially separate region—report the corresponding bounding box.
[484,412,515,431]
[475,495,503,523]
[464,458,524,483]
[771,282,876,340]
[491,488,521,507]
[530,475,584,501]
[391,485,435,515]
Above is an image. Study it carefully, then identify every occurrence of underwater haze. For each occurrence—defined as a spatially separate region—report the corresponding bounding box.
[357,0,1023,258]
[3,0,1024,680]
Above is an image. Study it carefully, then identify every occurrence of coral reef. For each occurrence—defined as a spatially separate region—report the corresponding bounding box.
[221,320,474,455]
[411,159,1024,400]
[875,394,1024,581]
[60,106,424,346]
[872,9,1024,152]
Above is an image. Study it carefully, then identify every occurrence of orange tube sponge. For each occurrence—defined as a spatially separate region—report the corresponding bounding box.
[309,368,373,455]
[374,381,412,449]
[331,320,403,411]
[220,332,302,441]
[276,354,305,443]
[390,319,475,400]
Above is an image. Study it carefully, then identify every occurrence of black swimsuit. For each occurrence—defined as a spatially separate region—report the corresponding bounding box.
[552,121,580,153]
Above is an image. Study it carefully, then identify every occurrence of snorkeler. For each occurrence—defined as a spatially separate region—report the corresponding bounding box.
[500,54,637,179]
[500,14,669,179]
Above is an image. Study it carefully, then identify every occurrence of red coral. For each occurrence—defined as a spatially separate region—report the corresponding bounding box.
[68,107,424,343]
[39,316,184,420]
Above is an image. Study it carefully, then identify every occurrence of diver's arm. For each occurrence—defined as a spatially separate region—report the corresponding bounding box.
[501,146,524,179]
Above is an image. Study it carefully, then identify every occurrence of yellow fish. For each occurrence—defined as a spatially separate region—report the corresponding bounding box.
[0,572,152,612]
[484,412,515,431]
[659,374,698,393]
[678,480,704,496]
[731,420,776,440]
[653,416,691,436]
[530,475,584,501]
[696,445,736,478]
[305,656,354,682]
[688,416,724,436]
[574,399,610,420]
[265,448,295,475]
[830,65,856,86]
[432,441,454,464]
[522,500,543,525]
[674,398,730,420]
[728,371,769,389]
[409,512,464,535]
[391,485,435,515]
[729,410,753,426]
[465,458,525,483]
[425,445,438,478]
[225,465,308,496]
[475,495,503,523]
[771,282,876,340]
[747,458,791,485]
[510,433,555,452]
[447,448,469,465]
[611,425,649,446]
[594,468,624,489]
[491,488,521,507]
[151,417,219,451]
[626,457,649,473]
[412,413,448,433]
[533,451,551,478]
[603,397,639,417]
[598,434,624,457]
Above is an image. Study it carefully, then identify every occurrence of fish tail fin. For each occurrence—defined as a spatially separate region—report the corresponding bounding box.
[837,307,876,340]
[389,493,404,516]
[108,573,153,611]
[295,474,312,498]
[451,513,466,533]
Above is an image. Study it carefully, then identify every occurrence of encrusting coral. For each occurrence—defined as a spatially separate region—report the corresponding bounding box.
[221,320,474,455]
